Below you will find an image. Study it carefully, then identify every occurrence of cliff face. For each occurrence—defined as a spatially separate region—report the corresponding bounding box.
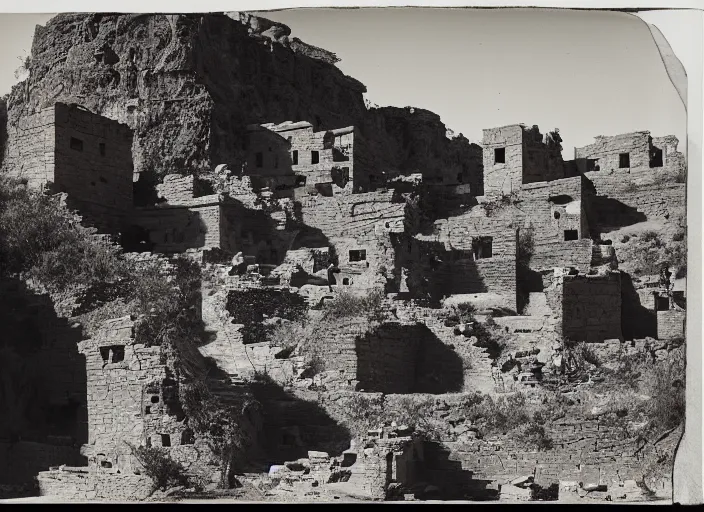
[5,12,481,188]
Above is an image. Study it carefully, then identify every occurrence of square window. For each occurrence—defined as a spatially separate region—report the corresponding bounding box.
[655,294,670,311]
[161,434,171,447]
[472,237,493,259]
[70,137,83,152]
[349,249,367,262]
[255,152,263,168]
[100,347,110,362]
[111,346,125,363]
[494,148,505,164]
[586,159,599,172]
[311,150,320,164]
[292,150,298,165]
[619,153,630,168]
[564,229,579,241]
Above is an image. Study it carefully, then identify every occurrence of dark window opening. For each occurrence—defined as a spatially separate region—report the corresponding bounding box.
[619,153,630,169]
[655,295,670,311]
[342,278,350,285]
[586,158,599,172]
[564,229,579,241]
[650,147,663,168]
[145,406,151,415]
[111,346,125,363]
[101,460,112,468]
[181,429,195,445]
[295,175,307,186]
[311,150,320,165]
[494,147,506,164]
[349,249,367,262]
[549,194,574,205]
[554,211,561,220]
[99,143,106,156]
[255,152,263,168]
[100,347,110,362]
[145,438,152,448]
[151,396,160,404]
[292,150,298,165]
[161,434,171,447]
[70,137,83,151]
[472,237,493,259]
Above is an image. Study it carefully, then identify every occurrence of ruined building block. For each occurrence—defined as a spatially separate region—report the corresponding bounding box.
[2,102,134,235]
[482,124,565,196]
[247,121,376,195]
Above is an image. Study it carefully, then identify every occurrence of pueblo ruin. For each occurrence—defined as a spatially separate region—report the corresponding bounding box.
[0,12,686,503]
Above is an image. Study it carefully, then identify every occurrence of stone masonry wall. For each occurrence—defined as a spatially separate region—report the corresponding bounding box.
[547,271,623,342]
[656,310,685,340]
[482,125,524,196]
[2,106,55,189]
[37,467,153,501]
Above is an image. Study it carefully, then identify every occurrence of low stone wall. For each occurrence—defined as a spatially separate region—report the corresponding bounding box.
[37,467,153,501]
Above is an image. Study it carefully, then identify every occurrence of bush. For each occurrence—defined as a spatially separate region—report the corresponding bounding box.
[621,234,631,243]
[516,422,554,451]
[181,381,257,488]
[129,444,189,491]
[321,288,385,322]
[0,176,129,291]
[648,350,685,432]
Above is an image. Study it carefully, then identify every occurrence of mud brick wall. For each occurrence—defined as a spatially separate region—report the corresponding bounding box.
[521,125,565,185]
[246,125,298,178]
[549,272,623,342]
[37,468,152,501]
[2,106,55,189]
[0,441,84,485]
[656,310,685,340]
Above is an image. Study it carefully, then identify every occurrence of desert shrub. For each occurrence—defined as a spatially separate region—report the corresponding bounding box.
[0,176,129,290]
[482,192,518,217]
[675,167,687,183]
[641,230,661,244]
[621,234,631,243]
[128,444,189,492]
[672,229,685,242]
[647,350,685,433]
[515,422,554,451]
[321,288,385,322]
[226,288,308,344]
[181,380,258,488]
[386,396,440,441]
[517,225,535,268]
[129,257,203,348]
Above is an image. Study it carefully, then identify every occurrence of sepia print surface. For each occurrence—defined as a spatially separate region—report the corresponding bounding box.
[0,7,693,503]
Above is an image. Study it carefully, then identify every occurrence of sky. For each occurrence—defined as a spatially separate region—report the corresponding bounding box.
[0,8,687,158]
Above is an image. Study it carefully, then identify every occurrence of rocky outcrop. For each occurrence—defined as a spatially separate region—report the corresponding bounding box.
[4,13,481,190]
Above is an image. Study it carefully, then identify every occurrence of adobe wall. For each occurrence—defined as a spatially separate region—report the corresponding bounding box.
[1,106,55,189]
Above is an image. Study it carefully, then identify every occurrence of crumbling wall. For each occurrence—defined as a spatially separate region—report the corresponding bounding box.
[37,467,153,501]
[77,316,192,474]
[2,106,55,189]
